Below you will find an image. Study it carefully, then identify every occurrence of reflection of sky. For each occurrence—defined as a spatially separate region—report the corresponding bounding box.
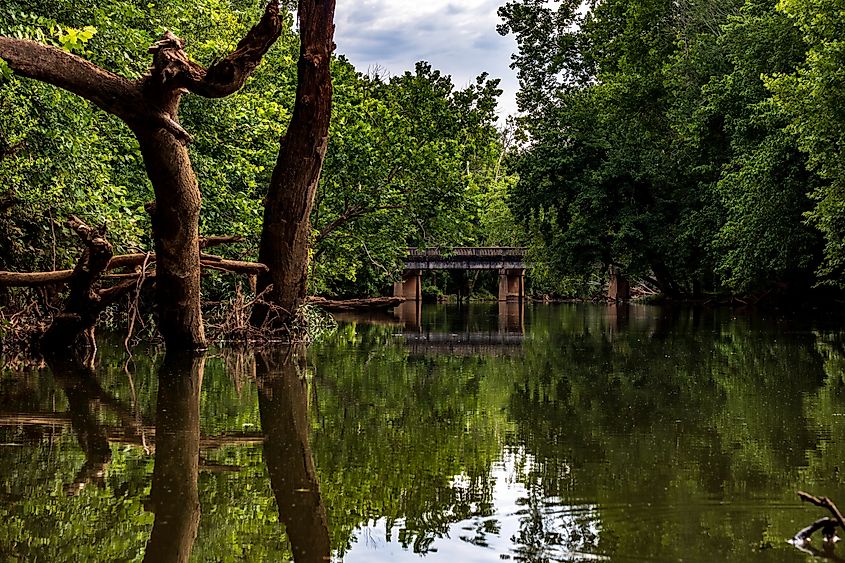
[343,451,605,562]
[333,0,520,119]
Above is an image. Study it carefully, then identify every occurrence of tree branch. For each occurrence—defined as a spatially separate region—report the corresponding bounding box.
[145,1,284,99]
[0,37,140,119]
[798,491,845,532]
[314,203,405,244]
[199,235,245,249]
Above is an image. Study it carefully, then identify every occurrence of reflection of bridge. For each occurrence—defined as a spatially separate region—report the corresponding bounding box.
[404,331,525,357]
[394,301,525,333]
[394,248,527,302]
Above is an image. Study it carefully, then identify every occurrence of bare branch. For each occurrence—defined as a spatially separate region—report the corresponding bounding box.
[0,247,263,287]
[314,203,405,244]
[201,259,268,275]
[0,269,74,286]
[199,235,245,249]
[145,2,285,99]
[798,491,845,532]
[0,37,140,119]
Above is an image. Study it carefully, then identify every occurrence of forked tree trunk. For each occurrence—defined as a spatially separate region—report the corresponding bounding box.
[0,2,284,350]
[253,0,336,330]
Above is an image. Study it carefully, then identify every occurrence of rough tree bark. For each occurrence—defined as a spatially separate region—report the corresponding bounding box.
[253,0,336,330]
[41,216,114,351]
[0,2,284,350]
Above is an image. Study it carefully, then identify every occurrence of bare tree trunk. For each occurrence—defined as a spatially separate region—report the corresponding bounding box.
[253,0,336,330]
[137,127,205,349]
[41,216,113,350]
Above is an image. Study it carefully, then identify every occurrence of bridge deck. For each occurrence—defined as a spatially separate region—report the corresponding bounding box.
[405,247,526,270]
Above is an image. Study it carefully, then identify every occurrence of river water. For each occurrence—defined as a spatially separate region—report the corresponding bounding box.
[2,303,845,562]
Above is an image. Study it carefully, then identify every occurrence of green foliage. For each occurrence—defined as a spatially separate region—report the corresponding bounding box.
[0,0,519,305]
[0,0,297,278]
[500,0,840,297]
[767,0,845,286]
[56,25,97,52]
[311,61,516,297]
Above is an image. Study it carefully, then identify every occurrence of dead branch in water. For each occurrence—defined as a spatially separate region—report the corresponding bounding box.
[0,219,263,356]
[793,491,845,545]
[206,283,292,344]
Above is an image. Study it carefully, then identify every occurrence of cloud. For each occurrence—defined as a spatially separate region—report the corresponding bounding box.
[334,0,519,118]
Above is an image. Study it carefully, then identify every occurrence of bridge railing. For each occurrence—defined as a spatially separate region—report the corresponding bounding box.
[407,247,526,258]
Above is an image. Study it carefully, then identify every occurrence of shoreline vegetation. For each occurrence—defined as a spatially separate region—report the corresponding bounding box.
[1,0,845,361]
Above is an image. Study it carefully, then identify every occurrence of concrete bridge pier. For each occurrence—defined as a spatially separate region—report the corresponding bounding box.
[498,269,525,302]
[394,269,422,302]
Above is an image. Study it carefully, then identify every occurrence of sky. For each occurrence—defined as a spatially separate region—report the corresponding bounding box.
[333,0,520,120]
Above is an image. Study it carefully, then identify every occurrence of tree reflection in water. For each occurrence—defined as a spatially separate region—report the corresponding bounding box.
[7,305,845,561]
[48,357,115,495]
[143,353,204,563]
[257,347,331,563]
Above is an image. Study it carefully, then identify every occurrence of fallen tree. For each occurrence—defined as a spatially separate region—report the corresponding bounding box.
[0,216,265,352]
[793,491,845,546]
[307,296,404,312]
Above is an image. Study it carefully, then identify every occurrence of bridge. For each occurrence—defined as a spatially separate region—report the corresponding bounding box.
[394,247,527,302]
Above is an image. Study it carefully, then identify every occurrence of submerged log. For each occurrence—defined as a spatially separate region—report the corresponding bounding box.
[307,296,405,312]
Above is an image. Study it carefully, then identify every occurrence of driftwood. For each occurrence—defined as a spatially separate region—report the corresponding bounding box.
[41,216,114,350]
[794,491,845,544]
[307,296,405,312]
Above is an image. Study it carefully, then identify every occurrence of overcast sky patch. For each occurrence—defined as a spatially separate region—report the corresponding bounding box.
[334,0,520,119]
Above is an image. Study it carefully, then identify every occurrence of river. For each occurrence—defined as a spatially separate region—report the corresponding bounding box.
[2,303,844,561]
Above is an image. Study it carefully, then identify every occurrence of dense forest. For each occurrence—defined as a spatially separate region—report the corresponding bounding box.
[499,0,845,299]
[0,0,844,343]
[0,0,514,308]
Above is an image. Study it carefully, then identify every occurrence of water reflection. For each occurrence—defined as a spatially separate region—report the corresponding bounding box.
[256,348,331,563]
[143,353,203,563]
[394,301,525,335]
[4,305,845,561]
[397,302,525,357]
[48,357,114,495]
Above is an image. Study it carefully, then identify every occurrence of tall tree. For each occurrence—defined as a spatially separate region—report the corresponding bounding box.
[0,2,285,349]
[253,0,336,329]
[310,62,505,297]
[500,0,826,297]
